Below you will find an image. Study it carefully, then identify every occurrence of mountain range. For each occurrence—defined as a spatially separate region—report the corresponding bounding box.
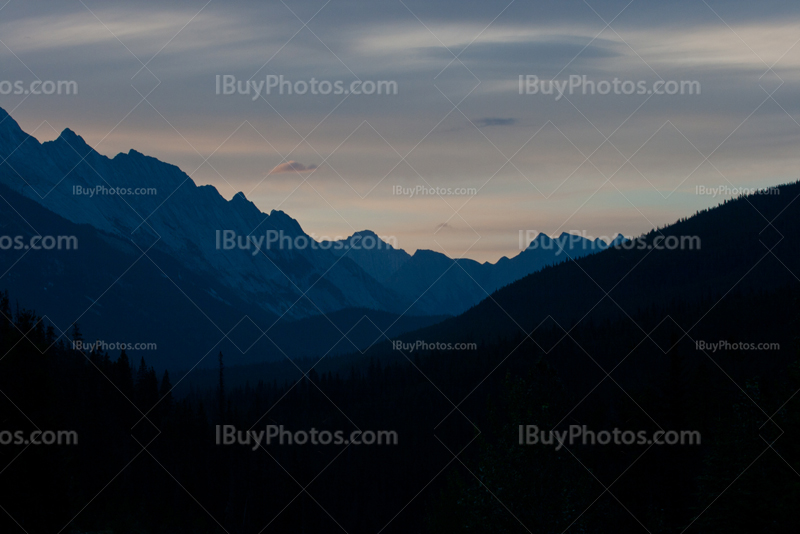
[183,177,800,392]
[0,107,621,368]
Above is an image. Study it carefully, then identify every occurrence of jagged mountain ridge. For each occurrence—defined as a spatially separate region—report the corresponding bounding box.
[0,108,410,318]
[0,107,622,332]
[324,229,624,315]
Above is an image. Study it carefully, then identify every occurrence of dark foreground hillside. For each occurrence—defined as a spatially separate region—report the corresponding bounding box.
[2,183,800,533]
[403,180,800,350]
[2,284,798,533]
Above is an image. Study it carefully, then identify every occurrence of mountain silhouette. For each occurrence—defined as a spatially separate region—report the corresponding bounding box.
[0,107,618,367]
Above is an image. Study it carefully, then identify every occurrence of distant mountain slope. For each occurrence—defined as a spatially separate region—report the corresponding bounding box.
[323,230,411,283]
[0,108,406,319]
[0,181,277,369]
[325,229,623,316]
[220,180,798,389]
[0,180,448,369]
[397,181,800,348]
[385,232,621,315]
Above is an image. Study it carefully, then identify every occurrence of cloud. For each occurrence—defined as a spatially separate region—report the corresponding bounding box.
[268,161,318,175]
[418,38,621,67]
[439,117,517,133]
[435,222,452,231]
[474,117,517,128]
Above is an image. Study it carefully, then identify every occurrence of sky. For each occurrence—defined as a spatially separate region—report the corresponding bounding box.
[0,0,798,262]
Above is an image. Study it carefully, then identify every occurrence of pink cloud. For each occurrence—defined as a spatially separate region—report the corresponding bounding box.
[268,160,318,174]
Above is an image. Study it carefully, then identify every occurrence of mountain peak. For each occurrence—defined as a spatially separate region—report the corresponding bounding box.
[269,208,290,219]
[231,191,257,210]
[231,191,249,203]
[58,127,78,140]
[268,209,305,235]
[58,128,93,155]
[347,229,399,250]
[352,229,378,237]
[525,233,552,248]
[0,107,25,141]
[609,233,627,247]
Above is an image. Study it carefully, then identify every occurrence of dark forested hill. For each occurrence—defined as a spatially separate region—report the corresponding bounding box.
[397,181,800,351]
[3,183,800,533]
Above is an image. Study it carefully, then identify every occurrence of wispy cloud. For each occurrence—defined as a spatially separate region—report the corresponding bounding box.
[474,117,517,128]
[268,161,318,174]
